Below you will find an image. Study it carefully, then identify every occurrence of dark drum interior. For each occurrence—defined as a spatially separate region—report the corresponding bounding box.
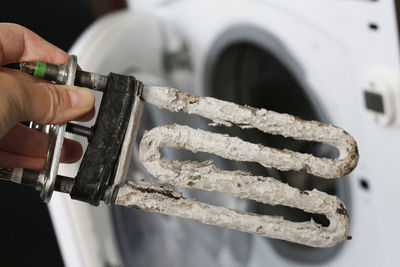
[208,43,348,263]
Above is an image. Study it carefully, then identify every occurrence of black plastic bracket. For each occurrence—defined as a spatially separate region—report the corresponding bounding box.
[70,73,140,206]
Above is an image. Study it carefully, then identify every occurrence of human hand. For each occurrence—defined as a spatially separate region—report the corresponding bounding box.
[0,23,95,170]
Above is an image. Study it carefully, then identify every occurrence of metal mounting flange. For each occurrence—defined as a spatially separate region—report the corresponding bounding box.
[39,55,77,202]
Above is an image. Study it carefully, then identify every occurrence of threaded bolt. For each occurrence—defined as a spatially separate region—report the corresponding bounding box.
[66,123,93,138]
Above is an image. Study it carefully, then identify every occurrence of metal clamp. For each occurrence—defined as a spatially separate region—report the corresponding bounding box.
[34,55,77,202]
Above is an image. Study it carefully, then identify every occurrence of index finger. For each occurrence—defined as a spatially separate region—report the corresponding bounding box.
[0,23,68,66]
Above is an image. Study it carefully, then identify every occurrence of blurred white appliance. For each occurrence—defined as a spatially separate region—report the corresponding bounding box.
[51,0,400,266]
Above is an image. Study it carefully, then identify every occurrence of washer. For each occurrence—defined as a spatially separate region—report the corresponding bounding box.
[52,1,400,266]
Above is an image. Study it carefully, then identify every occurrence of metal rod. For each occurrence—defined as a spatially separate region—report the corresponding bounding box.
[20,62,107,91]
[0,167,74,194]
[0,168,13,181]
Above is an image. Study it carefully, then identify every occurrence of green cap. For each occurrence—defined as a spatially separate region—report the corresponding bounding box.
[33,60,47,78]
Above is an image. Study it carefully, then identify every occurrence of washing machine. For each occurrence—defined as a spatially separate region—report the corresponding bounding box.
[50,0,400,266]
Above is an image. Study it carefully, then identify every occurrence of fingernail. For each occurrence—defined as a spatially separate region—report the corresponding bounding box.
[67,87,94,109]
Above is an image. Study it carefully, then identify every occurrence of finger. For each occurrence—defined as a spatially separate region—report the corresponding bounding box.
[0,144,82,170]
[0,124,48,156]
[0,150,44,170]
[0,124,83,163]
[75,106,96,122]
[0,69,94,133]
[0,23,68,66]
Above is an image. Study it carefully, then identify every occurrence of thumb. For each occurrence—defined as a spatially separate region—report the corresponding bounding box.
[1,69,94,127]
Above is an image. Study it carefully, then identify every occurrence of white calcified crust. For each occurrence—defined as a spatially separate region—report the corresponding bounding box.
[116,86,358,247]
[117,179,349,248]
[128,124,350,247]
[142,86,358,178]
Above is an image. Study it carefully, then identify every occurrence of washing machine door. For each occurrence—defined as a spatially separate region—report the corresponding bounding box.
[51,1,400,266]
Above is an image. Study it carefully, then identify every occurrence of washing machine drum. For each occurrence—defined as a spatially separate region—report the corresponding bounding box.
[111,43,347,267]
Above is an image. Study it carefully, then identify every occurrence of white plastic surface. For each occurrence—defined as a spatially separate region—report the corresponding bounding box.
[363,68,400,126]
[49,10,168,267]
[49,1,400,266]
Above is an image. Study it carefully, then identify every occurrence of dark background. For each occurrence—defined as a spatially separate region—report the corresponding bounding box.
[0,1,125,266]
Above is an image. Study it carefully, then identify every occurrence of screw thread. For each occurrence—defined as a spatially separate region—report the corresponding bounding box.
[66,123,93,138]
